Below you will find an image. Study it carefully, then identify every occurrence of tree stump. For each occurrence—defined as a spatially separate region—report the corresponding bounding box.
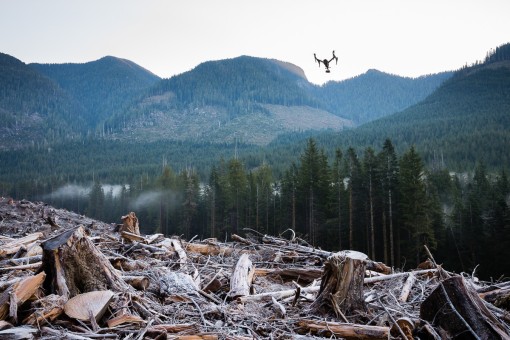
[420,276,509,339]
[228,253,254,300]
[311,252,366,319]
[120,212,140,235]
[40,226,132,298]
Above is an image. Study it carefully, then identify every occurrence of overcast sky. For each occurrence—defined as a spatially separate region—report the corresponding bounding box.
[1,0,509,85]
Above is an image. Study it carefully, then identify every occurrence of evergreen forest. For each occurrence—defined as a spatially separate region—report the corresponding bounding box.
[3,138,508,281]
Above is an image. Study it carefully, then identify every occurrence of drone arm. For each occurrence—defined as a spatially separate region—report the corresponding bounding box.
[314,53,321,65]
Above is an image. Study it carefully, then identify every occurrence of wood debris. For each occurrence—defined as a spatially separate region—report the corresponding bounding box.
[1,197,510,339]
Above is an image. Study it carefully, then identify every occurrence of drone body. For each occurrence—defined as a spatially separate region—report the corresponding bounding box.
[314,50,338,73]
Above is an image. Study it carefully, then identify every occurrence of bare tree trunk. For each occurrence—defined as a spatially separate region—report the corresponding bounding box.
[365,172,374,260]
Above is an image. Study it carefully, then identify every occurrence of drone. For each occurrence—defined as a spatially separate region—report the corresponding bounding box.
[314,50,338,73]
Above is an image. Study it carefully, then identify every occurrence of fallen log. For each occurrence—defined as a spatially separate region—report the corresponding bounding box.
[364,268,437,284]
[40,226,132,298]
[0,255,42,267]
[0,233,44,257]
[0,262,41,272]
[421,275,510,339]
[297,319,390,339]
[254,267,322,284]
[311,252,366,318]
[399,272,416,303]
[120,231,145,243]
[237,284,320,303]
[480,287,510,310]
[182,242,236,256]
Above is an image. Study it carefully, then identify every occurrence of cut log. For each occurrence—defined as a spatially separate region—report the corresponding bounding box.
[64,290,114,322]
[228,253,255,299]
[182,242,236,256]
[310,252,366,318]
[0,272,46,321]
[297,319,390,339]
[421,275,510,339]
[40,226,132,298]
[120,231,145,243]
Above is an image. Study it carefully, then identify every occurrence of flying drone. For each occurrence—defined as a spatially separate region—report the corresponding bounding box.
[314,50,338,73]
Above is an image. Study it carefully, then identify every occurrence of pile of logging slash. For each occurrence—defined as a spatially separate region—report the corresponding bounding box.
[1,197,510,339]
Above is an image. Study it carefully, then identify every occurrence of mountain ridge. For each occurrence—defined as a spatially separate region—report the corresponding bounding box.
[0,52,451,149]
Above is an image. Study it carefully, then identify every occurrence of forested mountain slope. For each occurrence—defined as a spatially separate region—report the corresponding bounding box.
[0,53,85,150]
[315,69,453,124]
[31,56,161,128]
[107,56,449,145]
[309,45,510,170]
[0,52,449,148]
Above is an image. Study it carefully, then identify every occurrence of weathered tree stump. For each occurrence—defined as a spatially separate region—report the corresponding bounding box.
[120,212,140,235]
[228,253,254,299]
[40,226,131,298]
[311,252,366,319]
[420,276,509,339]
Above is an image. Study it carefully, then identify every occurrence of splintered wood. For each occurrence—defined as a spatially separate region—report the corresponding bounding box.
[1,197,510,339]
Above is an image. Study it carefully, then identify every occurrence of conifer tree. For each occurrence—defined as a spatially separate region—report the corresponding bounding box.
[363,147,378,260]
[332,148,344,249]
[399,146,434,266]
[378,139,399,266]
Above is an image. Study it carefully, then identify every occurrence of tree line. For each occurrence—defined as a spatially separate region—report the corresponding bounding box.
[34,138,510,280]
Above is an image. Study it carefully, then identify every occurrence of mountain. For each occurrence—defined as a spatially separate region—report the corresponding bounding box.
[0,52,449,148]
[0,53,85,150]
[31,56,160,128]
[310,43,510,170]
[107,56,449,145]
